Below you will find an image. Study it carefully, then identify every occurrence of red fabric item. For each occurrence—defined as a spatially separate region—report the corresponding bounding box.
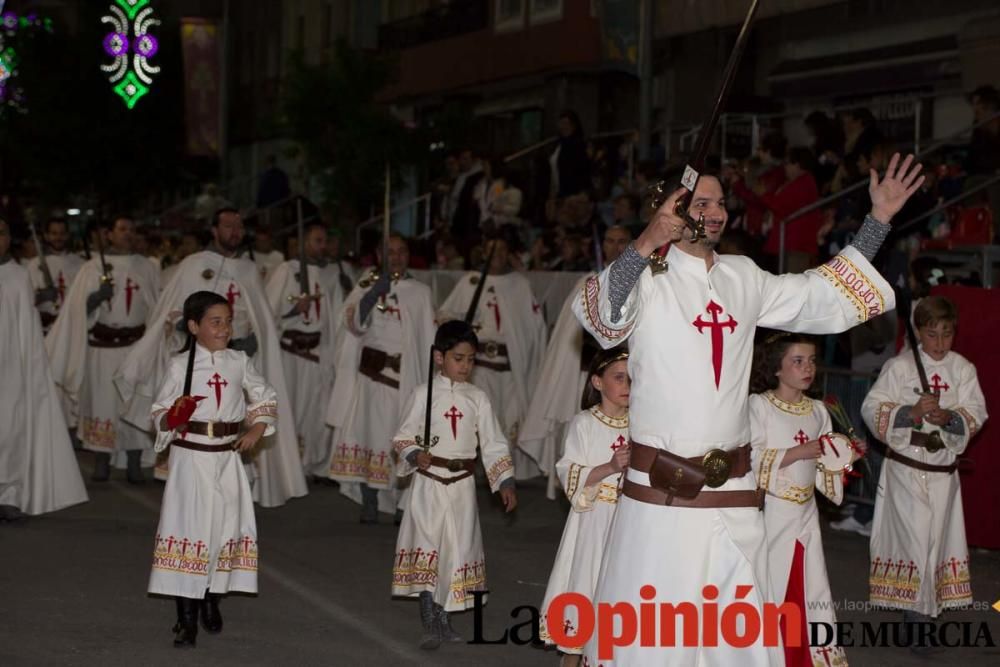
[730,164,786,236]
[781,539,811,667]
[760,172,824,258]
[165,395,206,431]
[931,286,1000,548]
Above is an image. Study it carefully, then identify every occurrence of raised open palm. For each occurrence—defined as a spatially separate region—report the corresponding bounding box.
[869,153,925,224]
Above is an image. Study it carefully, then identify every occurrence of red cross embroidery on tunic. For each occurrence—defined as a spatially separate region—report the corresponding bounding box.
[226,282,241,305]
[207,372,229,410]
[314,281,321,321]
[57,271,66,305]
[793,430,809,445]
[444,406,464,439]
[691,300,738,389]
[486,298,501,330]
[929,373,950,393]
[611,435,627,452]
[125,276,139,315]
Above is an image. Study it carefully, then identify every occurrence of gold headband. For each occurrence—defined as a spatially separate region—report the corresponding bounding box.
[595,350,629,372]
[764,332,793,345]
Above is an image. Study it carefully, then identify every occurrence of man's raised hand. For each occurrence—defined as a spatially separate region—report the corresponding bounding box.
[869,152,925,224]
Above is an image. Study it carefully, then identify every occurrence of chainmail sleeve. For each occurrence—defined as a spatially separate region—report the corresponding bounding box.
[608,243,649,323]
[849,214,891,262]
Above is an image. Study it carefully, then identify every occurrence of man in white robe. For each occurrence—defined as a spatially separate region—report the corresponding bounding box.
[437,237,547,479]
[26,217,85,335]
[114,208,307,508]
[520,225,631,498]
[46,216,159,483]
[0,219,88,521]
[572,155,923,665]
[327,234,436,523]
[265,222,344,479]
[253,226,285,283]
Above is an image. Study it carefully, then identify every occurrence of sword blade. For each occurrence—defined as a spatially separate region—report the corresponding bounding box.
[422,345,435,451]
[464,241,497,324]
[382,162,391,276]
[27,218,54,289]
[296,197,309,296]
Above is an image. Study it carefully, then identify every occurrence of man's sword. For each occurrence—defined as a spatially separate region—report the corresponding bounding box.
[647,0,761,272]
[26,216,54,291]
[901,297,945,453]
[415,345,439,453]
[464,241,497,324]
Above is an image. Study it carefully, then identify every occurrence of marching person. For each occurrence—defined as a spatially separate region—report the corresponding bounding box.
[26,217,85,334]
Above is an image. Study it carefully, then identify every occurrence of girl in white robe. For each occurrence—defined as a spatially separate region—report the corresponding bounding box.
[861,296,987,621]
[148,291,277,648]
[750,333,858,667]
[539,347,630,666]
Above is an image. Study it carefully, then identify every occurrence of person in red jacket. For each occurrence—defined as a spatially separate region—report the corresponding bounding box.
[727,133,788,238]
[759,147,824,273]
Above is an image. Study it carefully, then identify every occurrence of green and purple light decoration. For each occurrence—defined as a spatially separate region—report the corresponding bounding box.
[101,0,159,109]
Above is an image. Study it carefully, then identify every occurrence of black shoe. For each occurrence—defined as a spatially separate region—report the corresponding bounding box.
[0,504,28,523]
[435,604,462,643]
[92,452,111,482]
[172,597,199,648]
[199,592,223,634]
[394,509,404,526]
[360,484,379,525]
[126,450,145,484]
[418,592,441,650]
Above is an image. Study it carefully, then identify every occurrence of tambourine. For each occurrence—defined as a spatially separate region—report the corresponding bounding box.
[816,432,854,474]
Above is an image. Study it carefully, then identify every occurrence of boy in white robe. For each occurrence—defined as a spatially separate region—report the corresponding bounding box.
[391,320,516,649]
[148,291,277,648]
[265,222,344,479]
[437,237,547,479]
[572,155,923,666]
[46,216,159,482]
[26,217,85,334]
[327,234,436,523]
[539,348,630,666]
[0,220,88,521]
[862,296,987,624]
[521,225,632,499]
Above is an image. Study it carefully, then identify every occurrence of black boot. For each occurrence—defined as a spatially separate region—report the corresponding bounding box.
[435,603,462,643]
[126,450,145,484]
[92,452,111,482]
[172,597,199,648]
[360,484,379,525]
[903,610,944,655]
[418,592,441,650]
[200,591,223,634]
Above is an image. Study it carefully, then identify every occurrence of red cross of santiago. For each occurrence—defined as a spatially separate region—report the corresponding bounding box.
[929,373,949,393]
[793,430,809,445]
[611,435,627,452]
[125,277,139,315]
[226,282,241,305]
[207,372,228,410]
[444,406,463,439]
[692,300,738,389]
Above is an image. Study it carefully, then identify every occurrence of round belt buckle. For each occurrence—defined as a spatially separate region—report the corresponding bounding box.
[702,449,731,488]
[483,341,499,358]
[446,459,464,472]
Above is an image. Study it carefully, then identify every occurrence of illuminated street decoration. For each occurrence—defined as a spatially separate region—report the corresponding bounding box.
[101,0,160,109]
[0,9,53,115]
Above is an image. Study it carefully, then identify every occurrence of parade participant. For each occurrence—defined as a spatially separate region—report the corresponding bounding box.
[539,347,630,666]
[47,216,159,482]
[749,333,854,667]
[520,225,631,498]
[253,225,284,283]
[572,153,922,665]
[327,233,436,523]
[115,207,306,507]
[437,236,547,478]
[26,217,85,334]
[390,320,516,649]
[0,219,88,521]
[861,296,986,624]
[148,291,276,648]
[265,221,344,480]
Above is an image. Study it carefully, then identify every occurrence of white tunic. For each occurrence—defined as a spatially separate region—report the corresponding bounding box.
[265,259,344,477]
[391,374,514,611]
[255,249,285,283]
[326,272,435,512]
[749,392,847,667]
[26,252,85,333]
[861,348,987,616]
[520,274,592,499]
[148,345,276,597]
[114,250,307,508]
[0,260,88,515]
[572,245,893,666]
[539,407,628,654]
[438,271,547,478]
[46,254,159,455]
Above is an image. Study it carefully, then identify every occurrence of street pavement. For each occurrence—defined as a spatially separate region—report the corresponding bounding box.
[1,453,998,666]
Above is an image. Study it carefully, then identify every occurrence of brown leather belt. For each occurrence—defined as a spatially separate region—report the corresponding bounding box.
[281,329,321,362]
[622,479,765,509]
[417,456,476,484]
[476,341,511,372]
[170,438,236,453]
[359,346,401,389]
[885,447,958,474]
[183,420,242,438]
[629,442,753,481]
[88,322,146,348]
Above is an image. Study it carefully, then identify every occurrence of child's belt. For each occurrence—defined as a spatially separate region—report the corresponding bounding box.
[417,456,476,484]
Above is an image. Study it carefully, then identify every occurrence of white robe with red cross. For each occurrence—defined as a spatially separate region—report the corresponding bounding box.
[438,271,547,479]
[114,249,307,508]
[0,260,88,515]
[391,373,514,611]
[265,259,344,477]
[326,271,436,513]
[861,348,987,616]
[539,407,629,654]
[572,244,893,666]
[26,252,85,334]
[749,392,847,667]
[147,345,276,598]
[46,254,160,457]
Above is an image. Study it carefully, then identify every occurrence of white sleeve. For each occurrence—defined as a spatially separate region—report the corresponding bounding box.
[243,353,278,436]
[392,387,425,477]
[478,392,514,492]
[555,416,604,512]
[571,265,647,350]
